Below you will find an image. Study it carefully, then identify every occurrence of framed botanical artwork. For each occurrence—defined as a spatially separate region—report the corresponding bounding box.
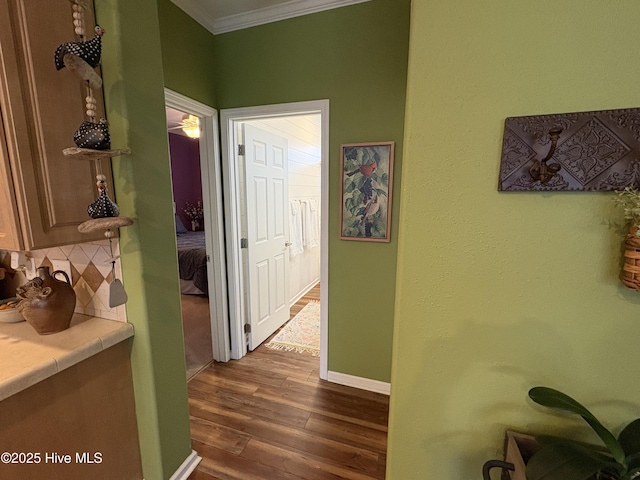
[340,141,394,242]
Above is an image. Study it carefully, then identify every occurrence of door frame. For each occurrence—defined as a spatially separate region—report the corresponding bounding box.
[221,100,329,380]
[165,88,231,363]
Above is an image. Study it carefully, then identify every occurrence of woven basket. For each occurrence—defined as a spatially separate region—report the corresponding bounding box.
[622,224,640,291]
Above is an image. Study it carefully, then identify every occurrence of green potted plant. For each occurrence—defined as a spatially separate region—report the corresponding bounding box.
[614,187,640,231]
[524,387,640,480]
[615,188,640,291]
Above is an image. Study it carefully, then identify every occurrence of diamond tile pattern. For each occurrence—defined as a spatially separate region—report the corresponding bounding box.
[30,240,126,322]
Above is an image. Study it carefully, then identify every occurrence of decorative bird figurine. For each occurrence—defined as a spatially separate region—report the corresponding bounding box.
[346,161,377,177]
[54,25,104,71]
[74,118,110,150]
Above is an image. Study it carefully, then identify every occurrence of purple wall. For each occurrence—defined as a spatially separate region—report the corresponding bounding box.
[168,132,202,229]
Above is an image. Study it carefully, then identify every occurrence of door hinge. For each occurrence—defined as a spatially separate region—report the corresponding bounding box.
[240,238,248,249]
[244,324,251,333]
[206,254,210,262]
[238,144,245,156]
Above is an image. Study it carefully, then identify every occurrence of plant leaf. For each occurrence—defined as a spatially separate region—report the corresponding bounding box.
[529,387,626,465]
[619,419,640,458]
[526,442,620,480]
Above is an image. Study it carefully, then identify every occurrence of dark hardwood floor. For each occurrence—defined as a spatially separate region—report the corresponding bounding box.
[187,284,389,480]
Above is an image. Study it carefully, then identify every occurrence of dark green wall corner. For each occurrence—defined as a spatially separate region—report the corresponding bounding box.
[95,0,192,478]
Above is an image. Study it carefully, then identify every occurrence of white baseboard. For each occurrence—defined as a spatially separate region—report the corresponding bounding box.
[289,277,321,307]
[327,371,390,395]
[169,450,201,480]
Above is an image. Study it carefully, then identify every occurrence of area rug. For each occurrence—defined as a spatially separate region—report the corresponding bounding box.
[266,301,320,356]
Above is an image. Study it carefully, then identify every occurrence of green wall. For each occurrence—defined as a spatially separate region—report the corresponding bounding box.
[95,1,192,478]
[387,0,640,478]
[213,0,411,382]
[157,0,216,107]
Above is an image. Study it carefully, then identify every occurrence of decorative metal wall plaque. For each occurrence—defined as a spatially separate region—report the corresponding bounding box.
[498,108,640,191]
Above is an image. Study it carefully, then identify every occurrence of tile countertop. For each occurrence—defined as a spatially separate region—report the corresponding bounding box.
[0,314,134,402]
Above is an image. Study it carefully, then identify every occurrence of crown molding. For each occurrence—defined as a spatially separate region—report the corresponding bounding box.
[171,0,218,34]
[171,0,372,35]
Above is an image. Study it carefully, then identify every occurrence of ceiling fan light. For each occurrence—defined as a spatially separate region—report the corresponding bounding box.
[181,114,200,138]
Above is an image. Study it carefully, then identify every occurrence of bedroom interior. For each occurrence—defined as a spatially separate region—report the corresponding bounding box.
[166,105,213,379]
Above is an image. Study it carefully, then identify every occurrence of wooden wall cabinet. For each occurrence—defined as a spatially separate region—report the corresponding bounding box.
[0,0,113,251]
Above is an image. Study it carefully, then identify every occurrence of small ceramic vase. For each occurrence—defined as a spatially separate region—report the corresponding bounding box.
[16,266,76,335]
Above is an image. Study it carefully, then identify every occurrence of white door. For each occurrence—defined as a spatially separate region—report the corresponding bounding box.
[243,124,290,350]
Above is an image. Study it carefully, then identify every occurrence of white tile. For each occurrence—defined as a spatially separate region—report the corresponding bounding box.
[68,245,91,275]
[48,247,66,261]
[55,338,102,371]
[114,259,123,279]
[97,310,117,321]
[91,246,113,277]
[93,281,110,312]
[79,243,100,260]
[90,239,110,247]
[100,323,134,349]
[116,305,127,322]
[60,245,75,257]
[31,249,47,266]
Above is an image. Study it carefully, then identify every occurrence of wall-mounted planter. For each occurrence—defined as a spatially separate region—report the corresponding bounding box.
[621,224,640,291]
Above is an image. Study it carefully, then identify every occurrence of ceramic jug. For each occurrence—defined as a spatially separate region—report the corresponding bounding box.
[17,266,76,335]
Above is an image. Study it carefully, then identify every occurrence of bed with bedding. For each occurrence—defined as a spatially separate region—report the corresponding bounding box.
[176,230,208,296]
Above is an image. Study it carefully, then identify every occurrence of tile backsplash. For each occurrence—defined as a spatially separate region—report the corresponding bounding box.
[0,239,127,322]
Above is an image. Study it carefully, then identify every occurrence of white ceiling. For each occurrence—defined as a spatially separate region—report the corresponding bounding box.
[170,0,371,35]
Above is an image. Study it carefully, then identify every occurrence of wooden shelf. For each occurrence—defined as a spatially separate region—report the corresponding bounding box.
[63,147,131,160]
[78,216,134,234]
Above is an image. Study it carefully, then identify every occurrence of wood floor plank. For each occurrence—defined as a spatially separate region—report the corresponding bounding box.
[240,439,382,480]
[200,361,289,388]
[189,397,380,475]
[253,384,388,430]
[284,375,391,410]
[189,382,312,429]
[237,351,316,380]
[304,413,388,452]
[189,416,250,455]
[191,440,305,480]
[188,368,260,395]
[187,466,224,480]
[187,284,390,479]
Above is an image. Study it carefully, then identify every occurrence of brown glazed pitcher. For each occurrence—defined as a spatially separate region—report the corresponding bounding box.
[17,266,76,335]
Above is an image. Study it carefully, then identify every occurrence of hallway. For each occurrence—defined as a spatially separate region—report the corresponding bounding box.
[187,284,389,479]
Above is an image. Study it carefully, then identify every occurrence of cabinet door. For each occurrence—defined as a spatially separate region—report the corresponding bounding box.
[0,109,22,251]
[0,0,113,250]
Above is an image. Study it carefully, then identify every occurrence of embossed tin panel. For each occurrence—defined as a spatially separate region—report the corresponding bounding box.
[498,108,640,191]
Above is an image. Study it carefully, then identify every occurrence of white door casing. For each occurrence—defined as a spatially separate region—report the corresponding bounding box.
[243,124,291,349]
[164,88,230,363]
[221,100,329,380]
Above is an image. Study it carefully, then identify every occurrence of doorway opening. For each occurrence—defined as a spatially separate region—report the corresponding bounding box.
[164,89,231,375]
[221,100,329,379]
